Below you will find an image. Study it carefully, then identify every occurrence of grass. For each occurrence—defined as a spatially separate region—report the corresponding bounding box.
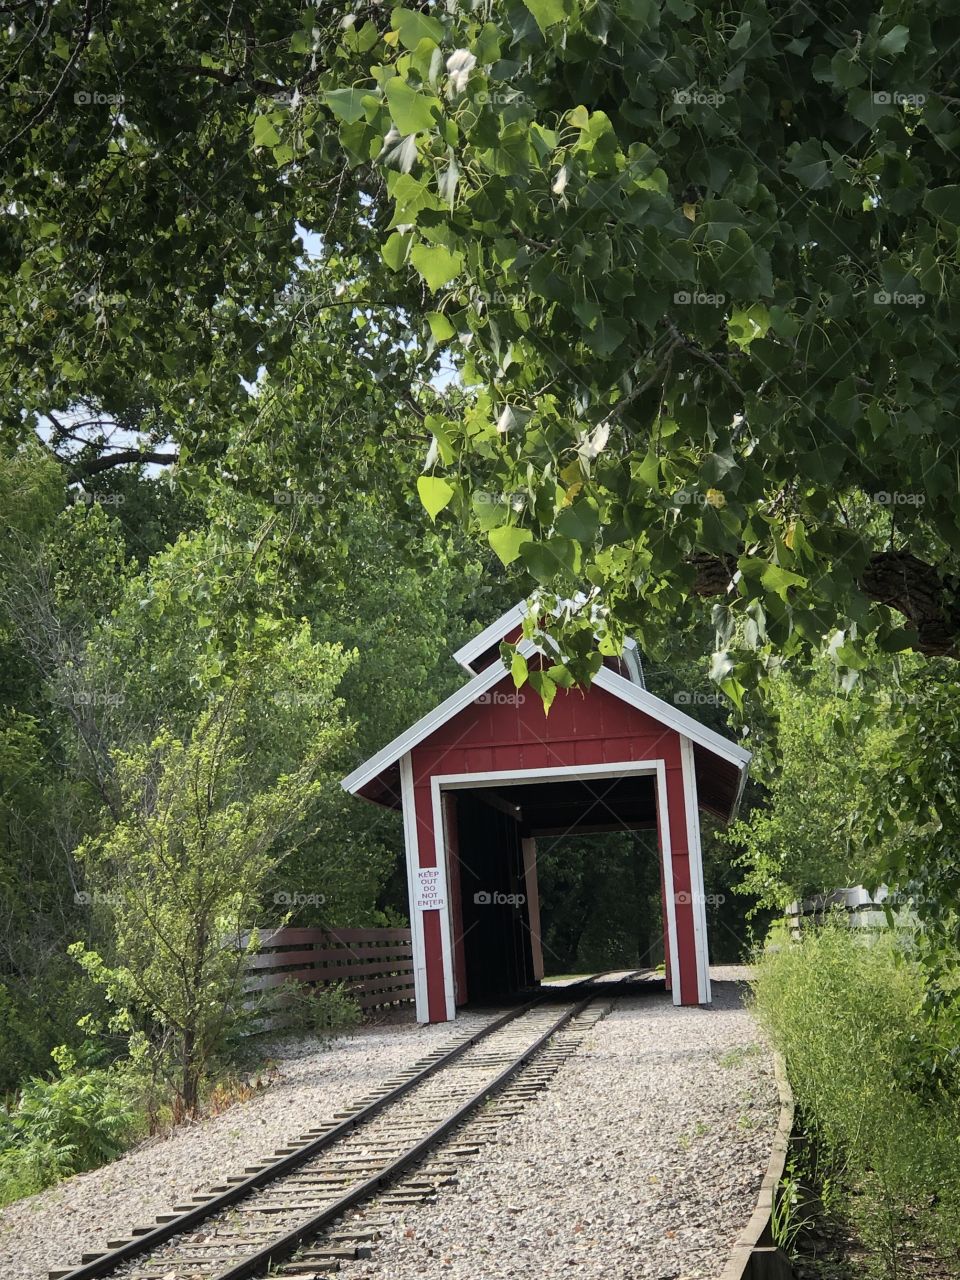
[719,1041,763,1069]
[753,923,960,1278]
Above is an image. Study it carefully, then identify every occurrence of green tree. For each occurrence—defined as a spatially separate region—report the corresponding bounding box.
[726,662,897,909]
[6,3,960,688]
[72,671,351,1117]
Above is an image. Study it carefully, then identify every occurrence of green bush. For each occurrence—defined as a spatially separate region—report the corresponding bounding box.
[0,1047,140,1206]
[276,981,363,1040]
[753,923,960,1276]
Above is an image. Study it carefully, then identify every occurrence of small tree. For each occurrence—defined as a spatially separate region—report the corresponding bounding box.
[71,691,342,1117]
[725,662,896,910]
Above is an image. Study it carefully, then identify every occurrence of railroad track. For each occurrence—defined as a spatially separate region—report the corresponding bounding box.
[51,971,652,1280]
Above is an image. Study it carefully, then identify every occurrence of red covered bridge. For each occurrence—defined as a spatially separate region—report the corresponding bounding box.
[342,603,750,1023]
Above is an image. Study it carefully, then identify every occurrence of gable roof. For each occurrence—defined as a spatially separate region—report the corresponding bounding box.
[453,599,644,684]
[452,601,529,672]
[341,639,750,800]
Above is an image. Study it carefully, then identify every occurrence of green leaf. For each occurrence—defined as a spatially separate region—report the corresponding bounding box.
[760,563,807,600]
[252,115,280,148]
[786,140,832,190]
[427,312,455,341]
[546,663,577,688]
[488,525,533,565]
[384,78,440,134]
[511,651,529,688]
[718,676,745,712]
[728,20,751,51]
[555,499,599,543]
[417,475,455,520]
[410,243,464,289]
[877,24,909,55]
[635,450,660,491]
[923,186,960,225]
[528,669,558,713]
[519,536,578,582]
[727,305,770,350]
[583,315,630,357]
[388,173,442,227]
[522,0,566,33]
[324,88,366,124]
[382,231,412,271]
[392,7,444,48]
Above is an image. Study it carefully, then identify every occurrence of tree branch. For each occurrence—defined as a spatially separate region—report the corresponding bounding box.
[689,548,960,658]
[69,448,179,480]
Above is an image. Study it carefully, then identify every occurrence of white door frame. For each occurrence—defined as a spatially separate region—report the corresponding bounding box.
[422,759,696,1014]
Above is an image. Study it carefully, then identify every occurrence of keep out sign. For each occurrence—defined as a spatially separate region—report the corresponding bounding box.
[415,866,447,912]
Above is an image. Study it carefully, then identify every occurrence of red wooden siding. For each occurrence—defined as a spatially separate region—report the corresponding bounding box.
[407,671,702,1017]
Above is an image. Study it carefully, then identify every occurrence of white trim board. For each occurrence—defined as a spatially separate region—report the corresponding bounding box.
[342,644,750,800]
[680,736,712,1004]
[429,783,459,1021]
[452,601,529,671]
[399,753,429,1021]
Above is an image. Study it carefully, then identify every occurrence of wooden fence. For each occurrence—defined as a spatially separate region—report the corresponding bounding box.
[244,926,415,1022]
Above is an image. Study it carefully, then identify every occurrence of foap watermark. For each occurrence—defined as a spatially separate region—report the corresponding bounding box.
[273,691,330,710]
[72,285,127,309]
[272,491,329,507]
[75,889,121,907]
[474,690,526,707]
[474,889,526,906]
[674,890,726,907]
[873,90,926,107]
[476,88,530,107]
[74,90,124,106]
[274,891,326,907]
[674,490,726,508]
[673,87,726,107]
[674,690,721,707]
[79,490,124,506]
[73,690,125,708]
[475,490,525,507]
[674,290,726,306]
[477,289,518,307]
[872,490,925,507]
[873,289,925,307]
[886,689,920,706]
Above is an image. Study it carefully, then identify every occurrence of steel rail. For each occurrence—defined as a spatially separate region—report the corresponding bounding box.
[211,993,597,1280]
[54,971,620,1280]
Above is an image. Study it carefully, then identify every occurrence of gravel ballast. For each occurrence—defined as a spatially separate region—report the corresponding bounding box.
[0,1012,495,1280]
[1,969,777,1280]
[345,967,777,1280]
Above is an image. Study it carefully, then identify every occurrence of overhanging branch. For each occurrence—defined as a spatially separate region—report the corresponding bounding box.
[689,549,960,658]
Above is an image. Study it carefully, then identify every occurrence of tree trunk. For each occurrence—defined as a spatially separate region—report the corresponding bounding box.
[690,549,960,658]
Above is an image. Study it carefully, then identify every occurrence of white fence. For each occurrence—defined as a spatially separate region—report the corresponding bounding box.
[785,885,917,937]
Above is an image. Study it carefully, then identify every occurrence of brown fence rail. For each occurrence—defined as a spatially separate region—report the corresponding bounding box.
[243,926,414,1023]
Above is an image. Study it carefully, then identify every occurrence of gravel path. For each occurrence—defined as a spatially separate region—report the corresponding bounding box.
[1,969,777,1280]
[0,1011,495,1280]
[344,966,777,1280]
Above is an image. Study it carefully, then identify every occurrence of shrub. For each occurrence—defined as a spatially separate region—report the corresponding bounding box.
[0,1047,139,1206]
[753,923,960,1276]
[277,981,363,1040]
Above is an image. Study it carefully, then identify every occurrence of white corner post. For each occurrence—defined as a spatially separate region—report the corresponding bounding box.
[399,752,429,1022]
[679,736,712,1004]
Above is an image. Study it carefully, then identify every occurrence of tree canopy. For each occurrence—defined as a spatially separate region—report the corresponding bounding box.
[4,1,960,700]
